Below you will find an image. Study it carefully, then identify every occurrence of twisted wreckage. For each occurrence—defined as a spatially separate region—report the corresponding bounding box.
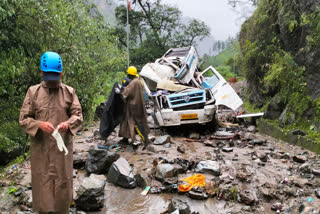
[140,46,243,127]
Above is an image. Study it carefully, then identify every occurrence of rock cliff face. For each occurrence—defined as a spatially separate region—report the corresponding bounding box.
[239,0,320,128]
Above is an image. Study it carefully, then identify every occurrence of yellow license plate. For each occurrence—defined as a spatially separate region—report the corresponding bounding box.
[180,113,198,120]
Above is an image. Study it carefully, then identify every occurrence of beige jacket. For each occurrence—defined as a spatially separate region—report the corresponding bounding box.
[19,81,82,213]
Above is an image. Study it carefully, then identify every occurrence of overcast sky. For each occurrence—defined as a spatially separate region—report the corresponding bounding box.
[161,0,249,40]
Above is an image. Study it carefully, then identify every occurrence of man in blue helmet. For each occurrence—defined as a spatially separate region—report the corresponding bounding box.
[19,52,83,213]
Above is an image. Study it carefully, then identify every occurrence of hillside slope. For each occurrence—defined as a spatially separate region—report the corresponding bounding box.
[239,0,320,136]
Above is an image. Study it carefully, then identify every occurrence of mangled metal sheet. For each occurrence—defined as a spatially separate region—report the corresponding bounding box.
[197,66,243,111]
[140,46,244,127]
[140,63,175,83]
[157,79,193,92]
[161,46,199,85]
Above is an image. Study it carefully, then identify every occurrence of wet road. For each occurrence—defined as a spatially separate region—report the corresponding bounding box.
[73,121,320,214]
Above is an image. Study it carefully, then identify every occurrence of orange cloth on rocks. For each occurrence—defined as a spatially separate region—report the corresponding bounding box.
[178,174,206,192]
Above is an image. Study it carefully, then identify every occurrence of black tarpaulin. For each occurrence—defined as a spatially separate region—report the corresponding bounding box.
[99,83,124,138]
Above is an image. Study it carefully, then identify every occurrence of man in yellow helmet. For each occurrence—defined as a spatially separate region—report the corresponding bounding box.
[117,66,150,150]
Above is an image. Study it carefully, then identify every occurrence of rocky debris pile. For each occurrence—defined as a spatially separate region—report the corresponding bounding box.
[167,199,191,214]
[144,123,320,213]
[2,118,320,213]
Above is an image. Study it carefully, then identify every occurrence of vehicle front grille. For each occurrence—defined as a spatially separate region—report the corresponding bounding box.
[168,90,205,108]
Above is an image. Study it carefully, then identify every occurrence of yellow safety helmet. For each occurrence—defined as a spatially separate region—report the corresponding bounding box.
[127,66,138,76]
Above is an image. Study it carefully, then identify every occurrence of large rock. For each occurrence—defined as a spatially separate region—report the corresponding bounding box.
[279,106,296,127]
[134,174,148,188]
[154,135,171,145]
[195,160,220,176]
[168,199,191,214]
[155,164,176,181]
[73,152,88,169]
[86,149,120,174]
[312,169,320,176]
[75,174,106,211]
[293,155,307,164]
[239,190,258,206]
[249,139,266,146]
[107,157,136,188]
[265,94,285,120]
[299,163,311,173]
[188,189,209,200]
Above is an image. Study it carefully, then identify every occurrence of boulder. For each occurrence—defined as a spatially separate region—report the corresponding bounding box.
[177,145,186,153]
[154,135,171,145]
[86,149,120,174]
[239,190,258,206]
[107,157,136,189]
[188,189,209,200]
[255,151,268,162]
[73,152,88,169]
[168,199,191,214]
[134,174,147,188]
[155,164,176,181]
[75,174,106,211]
[280,153,290,159]
[195,160,220,176]
[312,169,320,176]
[299,163,311,173]
[249,139,265,146]
[293,155,307,164]
[264,94,285,120]
[247,125,257,133]
[279,106,296,127]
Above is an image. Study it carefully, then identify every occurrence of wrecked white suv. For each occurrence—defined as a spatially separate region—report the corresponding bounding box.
[140,46,243,127]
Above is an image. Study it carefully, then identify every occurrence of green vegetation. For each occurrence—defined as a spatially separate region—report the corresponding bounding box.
[114,0,210,68]
[230,186,239,201]
[203,46,233,68]
[0,0,213,164]
[202,41,241,80]
[239,0,320,143]
[0,0,126,163]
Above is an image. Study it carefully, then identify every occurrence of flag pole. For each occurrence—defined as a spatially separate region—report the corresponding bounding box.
[126,0,130,68]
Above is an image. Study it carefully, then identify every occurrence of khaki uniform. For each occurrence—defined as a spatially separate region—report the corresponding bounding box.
[19,81,82,213]
[119,78,150,141]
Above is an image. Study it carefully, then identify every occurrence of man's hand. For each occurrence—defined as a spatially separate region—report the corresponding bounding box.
[58,121,69,133]
[39,121,55,134]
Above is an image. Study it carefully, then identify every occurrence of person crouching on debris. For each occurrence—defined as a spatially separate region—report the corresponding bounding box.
[115,66,151,150]
[19,51,83,214]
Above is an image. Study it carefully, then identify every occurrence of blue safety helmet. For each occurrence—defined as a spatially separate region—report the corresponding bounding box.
[40,52,63,81]
[40,52,63,73]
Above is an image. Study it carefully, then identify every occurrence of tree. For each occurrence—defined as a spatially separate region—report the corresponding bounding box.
[0,0,125,164]
[228,0,257,20]
[114,0,210,67]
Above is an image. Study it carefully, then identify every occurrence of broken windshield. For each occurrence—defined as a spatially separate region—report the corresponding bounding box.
[202,69,220,89]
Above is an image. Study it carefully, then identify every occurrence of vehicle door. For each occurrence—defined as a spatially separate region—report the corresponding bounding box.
[197,66,243,110]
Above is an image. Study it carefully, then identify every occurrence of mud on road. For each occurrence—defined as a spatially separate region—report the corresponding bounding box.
[1,114,320,214]
[74,114,320,213]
